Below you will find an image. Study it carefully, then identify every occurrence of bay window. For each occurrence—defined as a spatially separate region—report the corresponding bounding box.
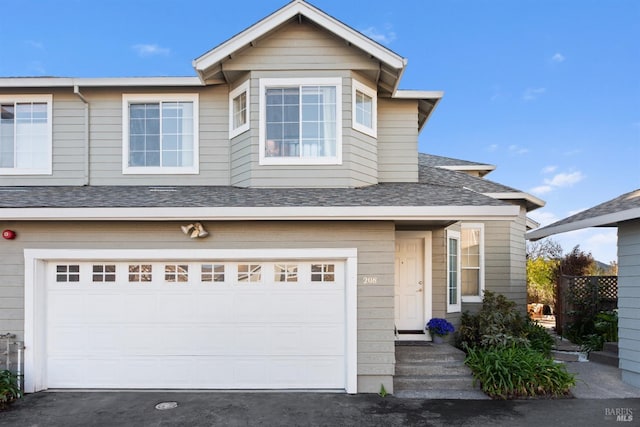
[259,78,342,165]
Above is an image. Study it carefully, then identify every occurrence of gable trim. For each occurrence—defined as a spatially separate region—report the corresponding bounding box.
[193,1,406,80]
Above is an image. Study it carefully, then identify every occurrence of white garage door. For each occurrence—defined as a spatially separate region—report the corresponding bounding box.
[45,259,346,390]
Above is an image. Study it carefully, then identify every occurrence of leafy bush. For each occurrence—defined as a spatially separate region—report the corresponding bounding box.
[465,345,575,399]
[0,370,22,409]
[455,291,528,350]
[580,310,618,353]
[523,319,555,356]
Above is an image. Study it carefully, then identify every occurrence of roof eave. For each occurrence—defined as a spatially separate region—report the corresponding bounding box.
[527,207,640,241]
[0,205,520,221]
[0,77,208,88]
[483,192,546,212]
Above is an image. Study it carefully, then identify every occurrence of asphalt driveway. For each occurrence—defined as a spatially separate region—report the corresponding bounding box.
[1,392,639,427]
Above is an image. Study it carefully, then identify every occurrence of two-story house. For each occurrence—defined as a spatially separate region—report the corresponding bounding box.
[0,0,543,394]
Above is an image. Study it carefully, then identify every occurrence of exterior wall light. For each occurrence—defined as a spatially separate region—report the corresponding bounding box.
[180,223,209,239]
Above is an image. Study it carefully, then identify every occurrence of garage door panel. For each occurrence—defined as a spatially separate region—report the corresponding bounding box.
[194,293,235,321]
[48,326,89,355]
[123,294,159,323]
[85,294,125,323]
[48,293,87,323]
[45,259,349,390]
[157,294,197,322]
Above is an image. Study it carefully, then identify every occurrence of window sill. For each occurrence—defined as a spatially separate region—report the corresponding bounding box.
[123,167,199,175]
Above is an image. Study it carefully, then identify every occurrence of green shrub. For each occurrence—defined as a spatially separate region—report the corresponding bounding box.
[580,310,618,353]
[464,345,575,399]
[0,370,22,409]
[455,291,528,350]
[523,319,555,356]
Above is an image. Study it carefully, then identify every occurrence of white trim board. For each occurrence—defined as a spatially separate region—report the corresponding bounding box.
[23,248,358,394]
[1,205,521,221]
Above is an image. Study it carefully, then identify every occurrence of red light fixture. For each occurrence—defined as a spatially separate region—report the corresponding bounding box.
[2,230,16,240]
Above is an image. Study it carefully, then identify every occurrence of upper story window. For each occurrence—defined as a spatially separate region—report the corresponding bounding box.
[352,79,377,138]
[122,94,199,174]
[0,95,52,175]
[259,77,342,165]
[229,80,250,138]
[447,230,461,313]
[461,223,485,302]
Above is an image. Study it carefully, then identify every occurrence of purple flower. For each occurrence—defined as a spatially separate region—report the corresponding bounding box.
[426,318,455,336]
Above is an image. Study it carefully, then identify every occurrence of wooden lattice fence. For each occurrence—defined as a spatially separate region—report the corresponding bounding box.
[555,275,618,335]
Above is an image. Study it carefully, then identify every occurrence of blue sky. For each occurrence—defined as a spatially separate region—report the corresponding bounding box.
[1,0,638,263]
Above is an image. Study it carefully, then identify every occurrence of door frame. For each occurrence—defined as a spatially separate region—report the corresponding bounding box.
[24,248,358,393]
[394,231,432,341]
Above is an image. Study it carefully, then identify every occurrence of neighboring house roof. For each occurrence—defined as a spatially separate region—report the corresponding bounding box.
[419,153,496,177]
[418,153,544,211]
[0,183,519,221]
[527,189,640,241]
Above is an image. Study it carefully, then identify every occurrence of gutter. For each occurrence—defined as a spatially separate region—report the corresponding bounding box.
[73,85,90,185]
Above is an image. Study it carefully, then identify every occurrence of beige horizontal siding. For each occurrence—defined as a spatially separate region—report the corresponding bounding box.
[0,219,396,393]
[377,98,419,183]
[225,21,378,73]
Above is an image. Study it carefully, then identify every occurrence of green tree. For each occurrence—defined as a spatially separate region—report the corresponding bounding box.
[526,239,562,305]
[527,257,559,305]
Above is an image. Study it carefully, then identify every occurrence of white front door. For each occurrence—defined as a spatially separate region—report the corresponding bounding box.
[395,233,431,335]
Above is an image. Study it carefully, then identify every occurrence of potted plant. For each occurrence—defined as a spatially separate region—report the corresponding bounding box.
[426,318,455,344]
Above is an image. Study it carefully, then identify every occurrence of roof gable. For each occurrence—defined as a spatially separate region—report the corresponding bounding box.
[193,0,406,92]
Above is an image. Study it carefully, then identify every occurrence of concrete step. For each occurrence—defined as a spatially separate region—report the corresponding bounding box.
[589,350,619,367]
[394,375,477,391]
[552,349,582,362]
[603,342,619,355]
[395,362,472,377]
[395,345,466,364]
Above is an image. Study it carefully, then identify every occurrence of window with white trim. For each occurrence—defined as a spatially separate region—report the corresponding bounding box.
[461,223,484,302]
[259,77,342,165]
[351,79,376,138]
[122,94,199,174]
[229,80,250,138]
[447,230,461,313]
[0,95,52,175]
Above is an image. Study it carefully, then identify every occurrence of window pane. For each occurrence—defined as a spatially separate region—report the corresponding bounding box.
[462,269,479,296]
[128,100,194,168]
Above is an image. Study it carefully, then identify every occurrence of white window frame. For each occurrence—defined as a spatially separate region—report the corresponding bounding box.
[229,80,250,139]
[0,94,53,175]
[447,230,461,313]
[351,79,377,138]
[122,93,199,175]
[259,77,342,166]
[461,223,485,303]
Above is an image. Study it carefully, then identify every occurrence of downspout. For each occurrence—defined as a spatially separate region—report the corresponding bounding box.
[73,84,90,186]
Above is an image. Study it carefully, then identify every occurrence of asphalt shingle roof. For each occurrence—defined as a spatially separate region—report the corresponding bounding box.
[0,183,508,209]
[418,153,493,168]
[540,189,640,228]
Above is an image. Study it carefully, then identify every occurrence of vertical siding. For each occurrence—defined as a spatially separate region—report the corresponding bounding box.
[618,219,640,387]
[0,90,87,186]
[0,220,395,393]
[377,98,419,183]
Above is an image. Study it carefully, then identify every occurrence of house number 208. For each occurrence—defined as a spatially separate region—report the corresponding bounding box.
[363,276,378,284]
